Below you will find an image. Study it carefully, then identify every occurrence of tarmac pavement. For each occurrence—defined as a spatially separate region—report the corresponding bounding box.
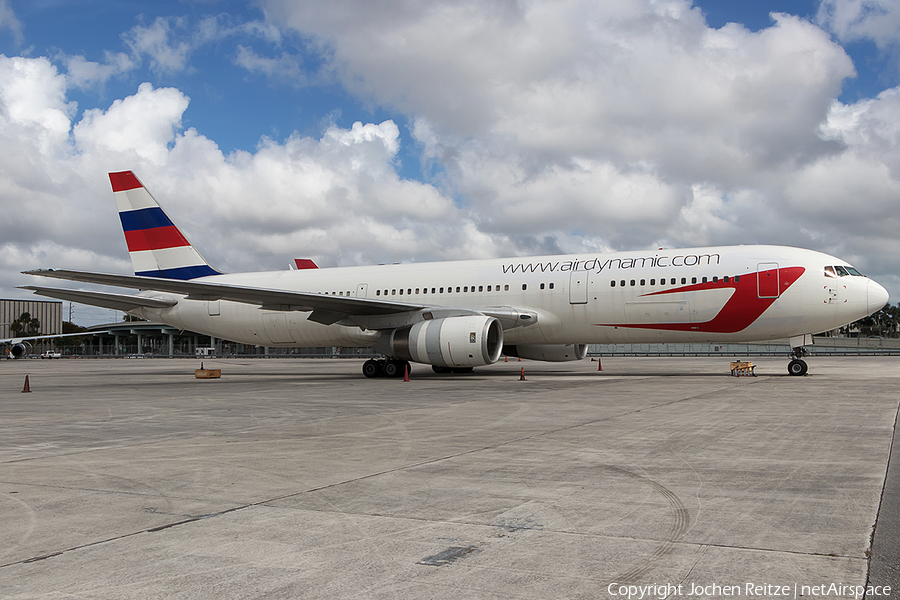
[0,356,898,599]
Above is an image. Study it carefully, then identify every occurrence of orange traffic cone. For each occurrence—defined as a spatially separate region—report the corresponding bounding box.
[403,364,410,382]
[597,359,602,371]
[504,355,508,362]
[519,367,526,381]
[22,375,31,393]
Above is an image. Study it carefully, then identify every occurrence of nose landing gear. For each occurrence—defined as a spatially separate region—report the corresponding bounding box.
[787,346,809,376]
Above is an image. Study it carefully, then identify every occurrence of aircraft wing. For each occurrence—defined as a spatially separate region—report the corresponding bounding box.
[19,286,178,313]
[2,331,107,345]
[22,269,538,329]
[22,269,426,321]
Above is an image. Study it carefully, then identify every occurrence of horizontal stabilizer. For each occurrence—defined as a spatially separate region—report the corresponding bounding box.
[19,286,178,313]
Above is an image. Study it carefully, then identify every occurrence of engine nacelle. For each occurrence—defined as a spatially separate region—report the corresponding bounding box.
[380,315,504,368]
[503,343,588,362]
[10,342,29,359]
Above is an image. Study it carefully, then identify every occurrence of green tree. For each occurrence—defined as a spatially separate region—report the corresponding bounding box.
[850,303,899,337]
[8,312,41,337]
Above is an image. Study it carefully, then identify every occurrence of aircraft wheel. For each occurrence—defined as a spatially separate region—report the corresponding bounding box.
[383,360,401,378]
[432,365,450,374]
[787,359,808,376]
[362,359,382,378]
[451,367,474,374]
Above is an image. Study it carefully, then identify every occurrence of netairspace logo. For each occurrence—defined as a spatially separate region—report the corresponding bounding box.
[605,582,892,599]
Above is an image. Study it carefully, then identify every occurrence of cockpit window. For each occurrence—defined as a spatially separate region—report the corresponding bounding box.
[845,266,863,276]
[824,266,837,278]
[835,265,851,277]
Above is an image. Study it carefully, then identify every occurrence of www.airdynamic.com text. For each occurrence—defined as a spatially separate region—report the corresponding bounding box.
[502,253,721,275]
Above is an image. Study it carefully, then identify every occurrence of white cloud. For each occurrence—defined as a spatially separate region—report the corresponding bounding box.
[62,52,135,90]
[122,16,194,73]
[0,0,22,46]
[235,45,306,85]
[817,0,900,49]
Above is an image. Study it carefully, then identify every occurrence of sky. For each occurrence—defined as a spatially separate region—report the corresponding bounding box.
[1,0,900,326]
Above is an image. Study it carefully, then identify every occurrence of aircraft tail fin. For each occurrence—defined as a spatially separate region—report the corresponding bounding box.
[109,171,221,279]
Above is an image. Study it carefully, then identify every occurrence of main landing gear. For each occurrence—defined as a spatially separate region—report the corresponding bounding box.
[787,346,809,376]
[362,358,411,378]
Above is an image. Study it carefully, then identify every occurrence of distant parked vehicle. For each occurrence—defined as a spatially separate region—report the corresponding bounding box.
[40,351,62,359]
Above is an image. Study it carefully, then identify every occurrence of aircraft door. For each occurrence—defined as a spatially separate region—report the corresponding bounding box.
[356,283,368,298]
[569,271,588,304]
[757,262,780,298]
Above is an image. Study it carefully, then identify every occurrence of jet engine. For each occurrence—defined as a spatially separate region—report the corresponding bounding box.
[503,343,588,362]
[10,342,30,359]
[380,315,503,368]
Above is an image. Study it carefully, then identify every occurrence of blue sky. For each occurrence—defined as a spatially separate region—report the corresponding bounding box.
[1,0,900,324]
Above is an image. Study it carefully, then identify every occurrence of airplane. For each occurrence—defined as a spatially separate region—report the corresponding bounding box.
[19,171,889,378]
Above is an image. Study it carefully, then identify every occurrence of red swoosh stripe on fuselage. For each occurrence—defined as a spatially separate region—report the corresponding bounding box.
[596,266,806,333]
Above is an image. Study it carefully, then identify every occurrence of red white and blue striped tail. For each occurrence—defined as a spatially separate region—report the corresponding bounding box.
[109,171,221,280]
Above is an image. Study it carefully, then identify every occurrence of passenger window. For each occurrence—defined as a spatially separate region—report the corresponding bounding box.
[640,279,645,286]
[504,285,509,291]
[724,276,729,283]
[630,280,635,286]
[681,278,686,284]
[549,283,554,289]
[440,287,444,293]
[392,289,396,295]
[620,280,626,287]
[540,283,545,290]
[702,277,707,283]
[712,277,718,283]
[376,290,381,296]
[399,289,403,295]
[691,277,697,284]
[479,285,483,292]
[487,285,492,292]
[611,280,616,287]
[735,275,740,282]
[650,279,655,285]
[464,286,468,292]
[522,284,527,290]
[456,286,461,292]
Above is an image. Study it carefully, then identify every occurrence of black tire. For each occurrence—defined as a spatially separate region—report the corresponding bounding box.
[362,359,382,378]
[451,367,474,374]
[432,365,450,374]
[788,359,808,376]
[383,360,401,378]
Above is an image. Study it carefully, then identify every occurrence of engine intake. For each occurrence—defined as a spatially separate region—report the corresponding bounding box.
[503,343,587,362]
[383,315,503,367]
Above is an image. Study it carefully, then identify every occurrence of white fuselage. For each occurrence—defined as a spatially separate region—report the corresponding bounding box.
[129,245,887,349]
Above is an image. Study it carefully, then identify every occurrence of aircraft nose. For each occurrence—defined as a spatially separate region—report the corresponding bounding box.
[867,279,890,314]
